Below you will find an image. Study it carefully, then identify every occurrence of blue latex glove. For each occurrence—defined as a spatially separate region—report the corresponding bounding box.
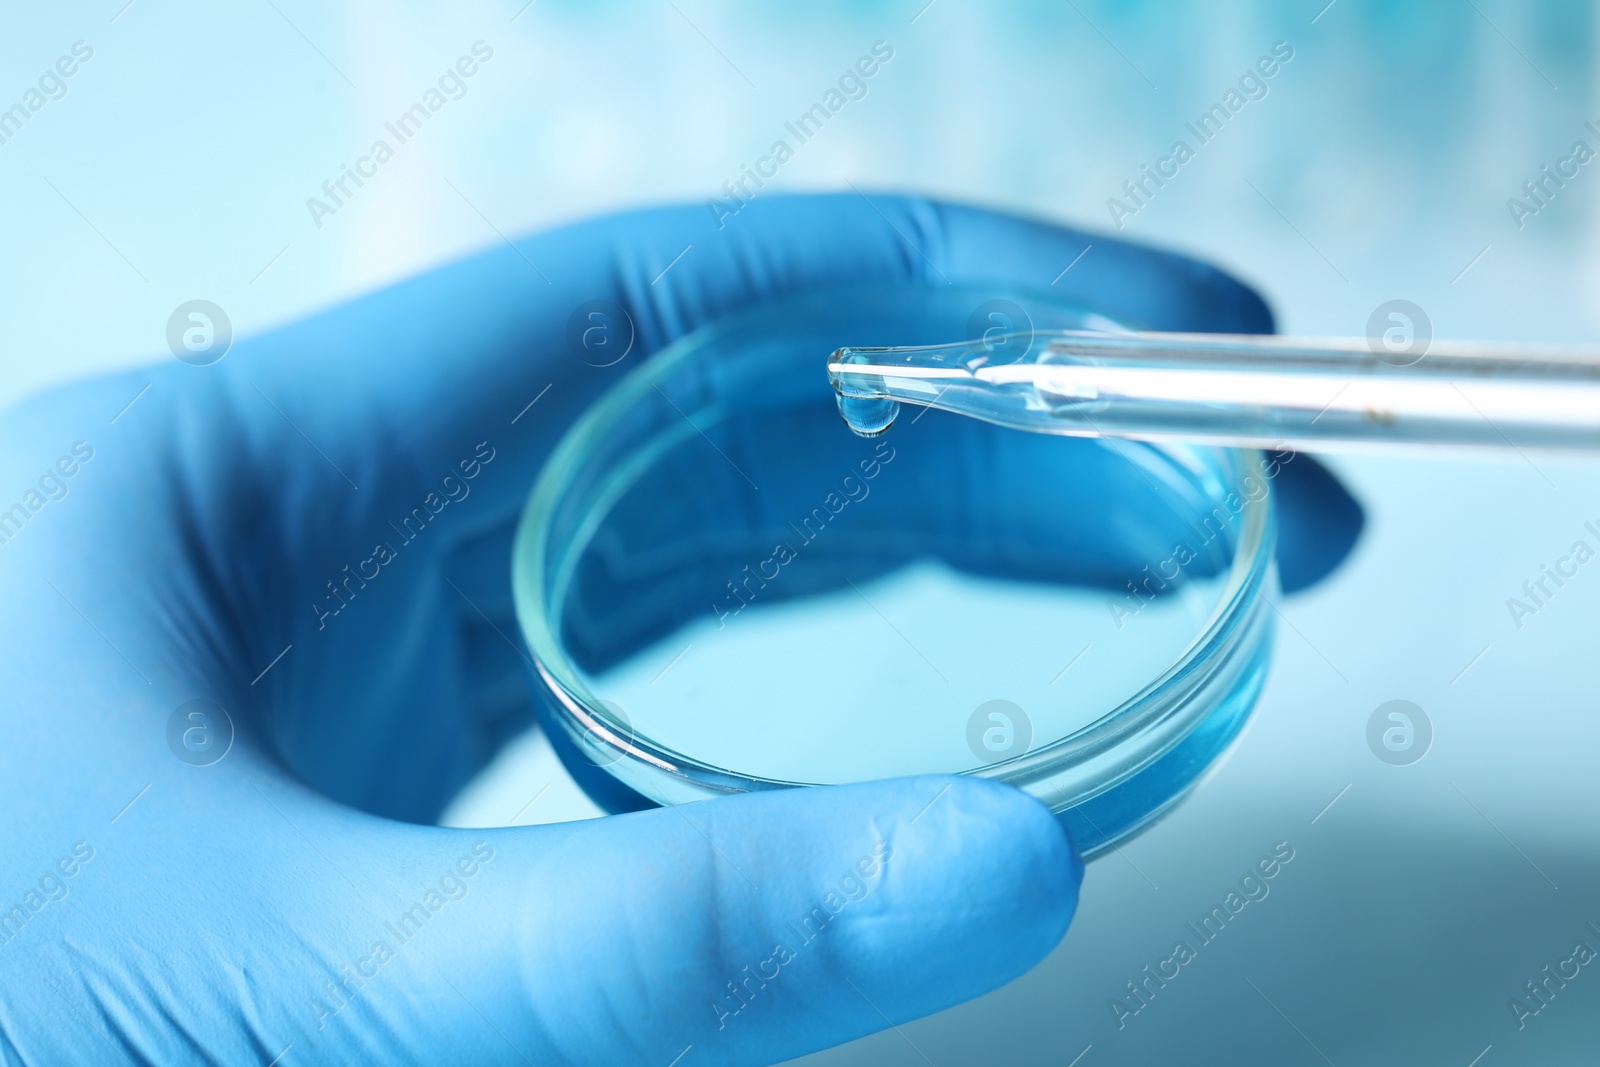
[0,194,1360,1064]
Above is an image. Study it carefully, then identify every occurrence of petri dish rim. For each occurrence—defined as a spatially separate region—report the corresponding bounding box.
[512,285,1276,827]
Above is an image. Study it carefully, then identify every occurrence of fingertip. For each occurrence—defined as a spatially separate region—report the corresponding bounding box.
[1272,453,1366,592]
[879,775,1083,957]
[764,775,1083,1034]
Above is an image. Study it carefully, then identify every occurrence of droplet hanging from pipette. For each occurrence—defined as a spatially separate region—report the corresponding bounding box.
[836,393,900,437]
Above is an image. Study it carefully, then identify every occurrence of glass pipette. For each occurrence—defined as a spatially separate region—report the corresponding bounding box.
[827,330,1600,452]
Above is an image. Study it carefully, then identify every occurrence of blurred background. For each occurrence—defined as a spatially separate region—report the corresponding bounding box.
[5,1,1600,1062]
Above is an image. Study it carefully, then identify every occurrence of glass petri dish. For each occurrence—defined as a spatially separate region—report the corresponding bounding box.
[513,285,1276,857]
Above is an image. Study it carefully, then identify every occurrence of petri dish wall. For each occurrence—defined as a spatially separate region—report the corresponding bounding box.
[514,285,1277,857]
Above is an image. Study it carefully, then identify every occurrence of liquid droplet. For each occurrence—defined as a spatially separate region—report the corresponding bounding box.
[836,394,899,437]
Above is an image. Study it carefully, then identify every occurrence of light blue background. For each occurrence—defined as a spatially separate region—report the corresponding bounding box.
[5,1,1600,1062]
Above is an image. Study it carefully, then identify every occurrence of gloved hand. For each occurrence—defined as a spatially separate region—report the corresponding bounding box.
[0,194,1360,1064]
